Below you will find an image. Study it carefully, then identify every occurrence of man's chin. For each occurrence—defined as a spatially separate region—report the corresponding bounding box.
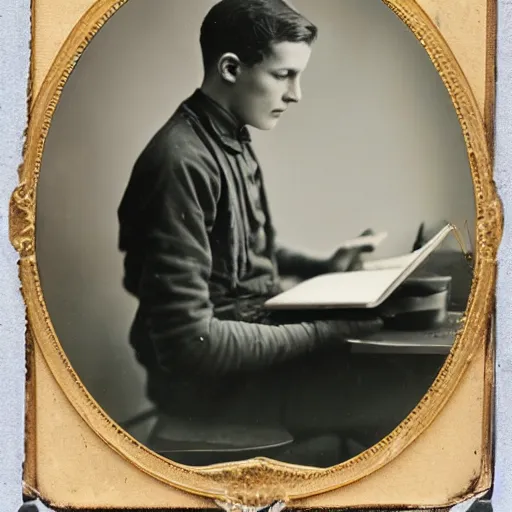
[245,115,280,131]
[254,119,279,131]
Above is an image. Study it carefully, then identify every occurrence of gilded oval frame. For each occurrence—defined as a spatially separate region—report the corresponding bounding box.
[9,0,503,507]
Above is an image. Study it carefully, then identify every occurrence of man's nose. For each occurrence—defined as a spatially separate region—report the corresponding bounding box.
[285,81,302,103]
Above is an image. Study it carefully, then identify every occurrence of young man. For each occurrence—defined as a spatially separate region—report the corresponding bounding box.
[118,0,438,459]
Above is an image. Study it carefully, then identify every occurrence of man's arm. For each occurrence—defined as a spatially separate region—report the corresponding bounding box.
[276,227,377,279]
[275,245,329,280]
[138,143,380,377]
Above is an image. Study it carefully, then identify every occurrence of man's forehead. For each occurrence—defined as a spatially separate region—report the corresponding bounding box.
[264,41,312,67]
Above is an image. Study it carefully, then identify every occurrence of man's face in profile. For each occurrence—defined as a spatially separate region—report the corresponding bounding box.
[231,41,312,130]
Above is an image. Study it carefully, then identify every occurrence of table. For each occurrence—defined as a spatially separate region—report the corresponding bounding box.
[347,311,464,355]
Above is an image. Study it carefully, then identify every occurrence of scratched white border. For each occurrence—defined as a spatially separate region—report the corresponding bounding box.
[0,0,32,511]
[1,0,510,511]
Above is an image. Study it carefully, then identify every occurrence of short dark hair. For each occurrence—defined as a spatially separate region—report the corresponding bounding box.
[200,0,318,71]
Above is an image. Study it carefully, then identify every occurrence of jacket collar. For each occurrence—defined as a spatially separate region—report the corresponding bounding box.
[183,89,251,153]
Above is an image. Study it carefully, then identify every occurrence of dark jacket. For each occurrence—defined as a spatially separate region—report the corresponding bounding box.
[117,89,364,416]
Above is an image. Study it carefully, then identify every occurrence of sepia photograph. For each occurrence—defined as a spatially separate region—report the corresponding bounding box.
[35,0,477,469]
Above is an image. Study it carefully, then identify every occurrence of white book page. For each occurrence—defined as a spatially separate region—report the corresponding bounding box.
[264,267,405,309]
[361,224,453,272]
[362,251,418,271]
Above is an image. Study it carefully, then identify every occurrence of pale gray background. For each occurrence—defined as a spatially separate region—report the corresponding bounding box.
[0,1,510,512]
[35,0,474,429]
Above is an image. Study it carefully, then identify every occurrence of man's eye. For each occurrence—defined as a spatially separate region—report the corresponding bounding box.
[274,72,289,80]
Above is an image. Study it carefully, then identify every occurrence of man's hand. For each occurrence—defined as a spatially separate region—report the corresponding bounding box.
[325,228,376,273]
[315,315,384,344]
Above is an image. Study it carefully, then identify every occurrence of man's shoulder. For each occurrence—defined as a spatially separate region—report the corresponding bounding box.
[146,106,214,163]
[134,107,222,190]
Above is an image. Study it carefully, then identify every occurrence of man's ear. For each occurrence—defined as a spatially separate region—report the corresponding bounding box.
[218,53,242,84]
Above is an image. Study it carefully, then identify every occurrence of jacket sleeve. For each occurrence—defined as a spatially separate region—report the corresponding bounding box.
[139,143,376,377]
[275,245,329,279]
